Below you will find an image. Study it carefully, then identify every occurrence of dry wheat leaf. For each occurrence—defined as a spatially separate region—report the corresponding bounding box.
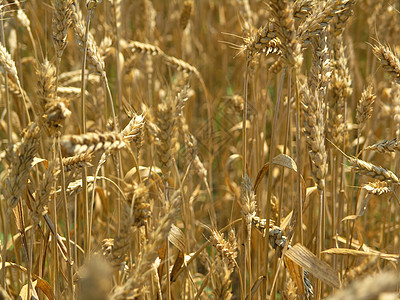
[124,165,162,183]
[34,279,54,300]
[272,154,298,172]
[168,224,185,253]
[306,186,318,198]
[2,262,53,299]
[254,154,305,199]
[253,154,306,241]
[334,235,391,258]
[322,248,400,262]
[18,280,39,300]
[245,275,266,300]
[284,256,305,295]
[285,244,341,289]
[280,211,293,231]
[32,157,48,168]
[158,240,168,276]
[341,215,359,221]
[170,251,185,280]
[356,188,372,216]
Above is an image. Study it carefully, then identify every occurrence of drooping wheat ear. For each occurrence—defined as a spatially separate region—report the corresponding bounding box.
[121,113,145,153]
[36,60,57,114]
[347,157,399,183]
[309,32,331,97]
[59,69,101,86]
[127,40,164,56]
[52,0,73,58]
[162,54,201,77]
[371,42,400,84]
[61,132,125,155]
[63,152,93,172]
[125,182,151,227]
[301,84,327,192]
[30,161,59,227]
[180,0,193,30]
[242,22,281,60]
[57,86,92,99]
[356,85,375,133]
[211,256,233,300]
[328,0,355,37]
[110,193,180,300]
[210,229,238,271]
[364,138,400,153]
[240,174,257,237]
[127,40,201,78]
[157,94,179,180]
[267,0,302,68]
[363,181,392,195]
[2,123,40,209]
[70,3,105,76]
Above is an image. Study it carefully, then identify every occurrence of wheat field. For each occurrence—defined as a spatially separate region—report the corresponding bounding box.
[0,0,399,299]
